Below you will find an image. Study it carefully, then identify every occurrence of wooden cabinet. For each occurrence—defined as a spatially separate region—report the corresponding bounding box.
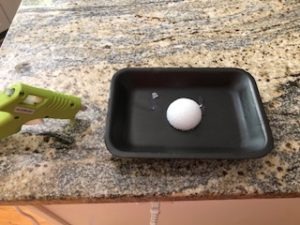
[22,199,300,225]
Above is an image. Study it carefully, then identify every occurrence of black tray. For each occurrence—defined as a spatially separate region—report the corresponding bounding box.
[105,68,273,159]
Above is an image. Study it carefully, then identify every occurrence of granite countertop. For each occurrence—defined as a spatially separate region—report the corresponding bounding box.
[0,0,299,204]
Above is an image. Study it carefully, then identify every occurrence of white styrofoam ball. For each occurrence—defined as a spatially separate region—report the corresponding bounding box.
[167,98,202,131]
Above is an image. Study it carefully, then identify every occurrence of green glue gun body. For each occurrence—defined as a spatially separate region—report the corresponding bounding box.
[0,83,82,139]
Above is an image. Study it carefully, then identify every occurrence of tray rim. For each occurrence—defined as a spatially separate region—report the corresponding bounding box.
[104,67,274,159]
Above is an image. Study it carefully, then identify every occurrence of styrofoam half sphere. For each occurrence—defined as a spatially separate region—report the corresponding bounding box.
[167,98,202,131]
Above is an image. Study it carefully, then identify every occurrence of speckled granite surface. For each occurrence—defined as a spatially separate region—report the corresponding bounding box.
[0,0,299,203]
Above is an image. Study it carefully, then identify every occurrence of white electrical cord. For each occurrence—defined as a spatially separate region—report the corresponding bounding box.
[15,206,41,225]
[150,202,161,225]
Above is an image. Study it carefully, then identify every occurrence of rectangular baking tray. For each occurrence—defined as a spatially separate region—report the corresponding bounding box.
[105,68,273,159]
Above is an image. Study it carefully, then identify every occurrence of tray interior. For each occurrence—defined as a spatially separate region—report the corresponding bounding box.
[106,68,271,158]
